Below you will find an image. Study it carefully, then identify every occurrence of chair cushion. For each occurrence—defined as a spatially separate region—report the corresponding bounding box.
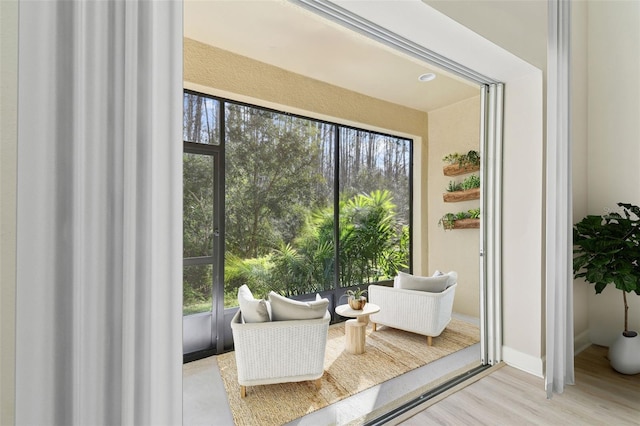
[268,291,329,321]
[431,270,458,288]
[445,271,458,288]
[237,285,270,323]
[396,271,449,293]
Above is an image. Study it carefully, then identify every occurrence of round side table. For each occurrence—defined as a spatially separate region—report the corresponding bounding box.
[335,303,380,354]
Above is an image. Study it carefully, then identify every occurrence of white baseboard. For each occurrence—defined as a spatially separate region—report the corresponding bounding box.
[502,346,544,378]
[574,329,592,355]
[502,331,592,380]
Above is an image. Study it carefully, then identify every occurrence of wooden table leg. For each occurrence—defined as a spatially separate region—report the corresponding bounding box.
[357,314,370,324]
[345,319,367,354]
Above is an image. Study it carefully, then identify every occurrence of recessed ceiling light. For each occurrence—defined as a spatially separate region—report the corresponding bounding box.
[418,73,436,82]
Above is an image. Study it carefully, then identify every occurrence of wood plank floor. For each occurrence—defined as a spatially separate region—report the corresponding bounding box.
[396,345,640,425]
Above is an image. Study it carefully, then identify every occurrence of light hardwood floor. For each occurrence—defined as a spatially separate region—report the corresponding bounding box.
[395,345,640,425]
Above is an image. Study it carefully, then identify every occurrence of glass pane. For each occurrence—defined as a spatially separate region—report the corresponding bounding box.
[183,93,220,145]
[223,104,334,306]
[338,128,411,287]
[183,264,213,315]
[184,153,214,258]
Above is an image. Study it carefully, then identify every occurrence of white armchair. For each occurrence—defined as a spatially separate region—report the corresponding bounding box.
[230,309,330,397]
[368,283,457,346]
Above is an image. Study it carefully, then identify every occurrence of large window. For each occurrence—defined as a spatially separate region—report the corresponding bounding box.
[183,90,412,315]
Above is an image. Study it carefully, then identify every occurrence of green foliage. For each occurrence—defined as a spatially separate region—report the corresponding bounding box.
[183,154,215,314]
[461,174,481,190]
[447,181,462,192]
[221,190,409,303]
[573,203,640,333]
[346,287,367,299]
[455,211,467,220]
[438,209,480,230]
[338,190,406,287]
[224,105,325,259]
[225,254,273,299]
[446,175,479,193]
[442,150,480,168]
[438,213,457,230]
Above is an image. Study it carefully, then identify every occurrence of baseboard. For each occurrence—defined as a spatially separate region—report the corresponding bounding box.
[574,329,592,355]
[502,346,544,378]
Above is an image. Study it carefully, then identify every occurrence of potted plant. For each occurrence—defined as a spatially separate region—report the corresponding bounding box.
[346,287,367,310]
[573,202,640,374]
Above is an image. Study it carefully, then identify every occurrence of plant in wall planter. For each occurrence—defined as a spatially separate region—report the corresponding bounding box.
[438,208,480,230]
[573,202,640,375]
[443,174,481,202]
[442,150,481,176]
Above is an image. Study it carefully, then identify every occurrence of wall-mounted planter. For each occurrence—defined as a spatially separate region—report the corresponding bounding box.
[451,218,480,229]
[443,163,480,176]
[443,187,480,203]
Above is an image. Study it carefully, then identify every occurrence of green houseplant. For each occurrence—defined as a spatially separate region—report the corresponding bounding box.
[573,202,640,374]
[346,287,367,310]
[442,150,480,168]
[438,209,480,230]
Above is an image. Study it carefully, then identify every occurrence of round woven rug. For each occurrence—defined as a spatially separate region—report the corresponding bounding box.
[216,318,480,426]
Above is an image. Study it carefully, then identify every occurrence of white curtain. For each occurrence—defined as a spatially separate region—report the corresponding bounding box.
[545,0,575,397]
[15,1,182,424]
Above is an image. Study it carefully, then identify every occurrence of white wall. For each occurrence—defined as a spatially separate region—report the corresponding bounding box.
[586,0,640,345]
[501,71,544,375]
[0,1,18,424]
[424,0,548,71]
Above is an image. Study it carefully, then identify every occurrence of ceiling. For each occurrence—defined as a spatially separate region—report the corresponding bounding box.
[183,0,480,113]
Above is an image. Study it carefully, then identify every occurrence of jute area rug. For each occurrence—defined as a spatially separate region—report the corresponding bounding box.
[216,318,479,426]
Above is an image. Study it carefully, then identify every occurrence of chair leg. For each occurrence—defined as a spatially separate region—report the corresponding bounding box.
[240,385,246,398]
[427,335,433,346]
[372,322,377,332]
[314,378,322,389]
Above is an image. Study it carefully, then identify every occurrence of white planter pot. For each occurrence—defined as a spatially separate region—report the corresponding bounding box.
[609,331,640,375]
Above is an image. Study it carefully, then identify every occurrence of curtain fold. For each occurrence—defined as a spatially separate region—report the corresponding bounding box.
[16,1,183,424]
[545,0,575,398]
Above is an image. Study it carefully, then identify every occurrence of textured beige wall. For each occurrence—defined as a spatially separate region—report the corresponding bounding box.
[427,96,480,317]
[184,38,432,273]
[0,0,18,423]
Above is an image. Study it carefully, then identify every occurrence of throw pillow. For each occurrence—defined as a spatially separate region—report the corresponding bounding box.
[237,285,270,323]
[445,271,458,288]
[396,271,449,293]
[268,291,329,321]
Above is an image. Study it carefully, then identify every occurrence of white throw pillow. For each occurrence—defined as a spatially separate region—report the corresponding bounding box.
[396,271,449,293]
[237,284,270,323]
[268,291,329,321]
